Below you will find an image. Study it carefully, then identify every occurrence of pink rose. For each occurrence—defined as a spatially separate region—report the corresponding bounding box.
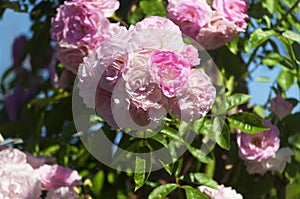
[133,16,185,52]
[245,147,293,175]
[237,120,280,161]
[180,44,200,66]
[212,0,248,30]
[167,0,212,37]
[95,86,118,129]
[0,163,41,199]
[199,185,243,199]
[25,152,56,169]
[56,44,90,74]
[37,164,82,190]
[73,0,119,17]
[170,69,216,122]
[196,13,239,49]
[150,50,191,98]
[51,1,118,49]
[46,187,80,199]
[0,148,27,166]
[123,54,165,111]
[269,94,293,120]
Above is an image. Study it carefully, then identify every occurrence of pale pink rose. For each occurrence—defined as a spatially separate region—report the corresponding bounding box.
[0,163,41,199]
[167,0,212,37]
[170,69,216,122]
[51,1,119,49]
[180,44,200,66]
[237,120,280,161]
[56,44,90,74]
[196,13,239,49]
[37,164,82,190]
[133,16,185,52]
[0,148,27,166]
[123,54,165,111]
[269,94,293,120]
[100,55,127,92]
[245,147,293,175]
[199,185,243,199]
[150,50,191,98]
[73,0,119,17]
[46,187,80,199]
[95,86,118,129]
[212,0,248,30]
[25,152,56,169]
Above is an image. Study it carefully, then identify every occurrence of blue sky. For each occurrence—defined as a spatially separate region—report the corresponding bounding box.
[0,8,299,113]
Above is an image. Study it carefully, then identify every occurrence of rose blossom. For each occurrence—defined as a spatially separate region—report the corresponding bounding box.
[46,187,80,199]
[150,50,191,98]
[245,147,293,175]
[180,44,200,66]
[133,16,185,52]
[0,148,27,166]
[73,0,119,17]
[37,164,82,190]
[0,163,41,199]
[56,44,90,74]
[196,12,239,50]
[198,185,243,199]
[269,94,293,120]
[212,0,248,30]
[51,1,119,49]
[167,0,212,37]
[170,69,216,122]
[25,152,56,169]
[237,120,280,161]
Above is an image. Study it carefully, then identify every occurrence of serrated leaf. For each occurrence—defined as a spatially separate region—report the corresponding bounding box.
[228,112,269,134]
[179,173,218,188]
[282,30,300,43]
[278,69,294,90]
[224,94,252,112]
[250,28,276,48]
[134,156,146,191]
[148,183,178,199]
[182,186,209,199]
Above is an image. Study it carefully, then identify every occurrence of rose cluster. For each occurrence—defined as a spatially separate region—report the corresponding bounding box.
[0,147,81,198]
[50,0,122,74]
[78,16,216,129]
[199,185,243,199]
[237,119,293,175]
[167,0,248,49]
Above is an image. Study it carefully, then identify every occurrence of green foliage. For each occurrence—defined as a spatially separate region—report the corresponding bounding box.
[148,183,178,199]
[228,112,269,134]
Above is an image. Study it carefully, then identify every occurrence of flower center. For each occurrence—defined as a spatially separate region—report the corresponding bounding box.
[251,137,262,148]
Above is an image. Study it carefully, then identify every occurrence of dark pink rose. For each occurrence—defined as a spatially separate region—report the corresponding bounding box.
[167,0,212,37]
[237,120,280,161]
[212,0,248,30]
[269,94,293,120]
[37,164,82,190]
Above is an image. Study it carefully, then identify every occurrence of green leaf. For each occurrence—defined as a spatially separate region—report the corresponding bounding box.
[278,69,294,90]
[128,7,144,25]
[92,170,105,197]
[182,186,209,199]
[224,94,252,112]
[188,146,213,164]
[139,0,166,17]
[250,28,276,48]
[254,105,266,118]
[134,156,146,191]
[282,30,300,43]
[148,183,178,199]
[228,112,269,134]
[180,173,218,188]
[262,0,276,14]
[216,123,230,150]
